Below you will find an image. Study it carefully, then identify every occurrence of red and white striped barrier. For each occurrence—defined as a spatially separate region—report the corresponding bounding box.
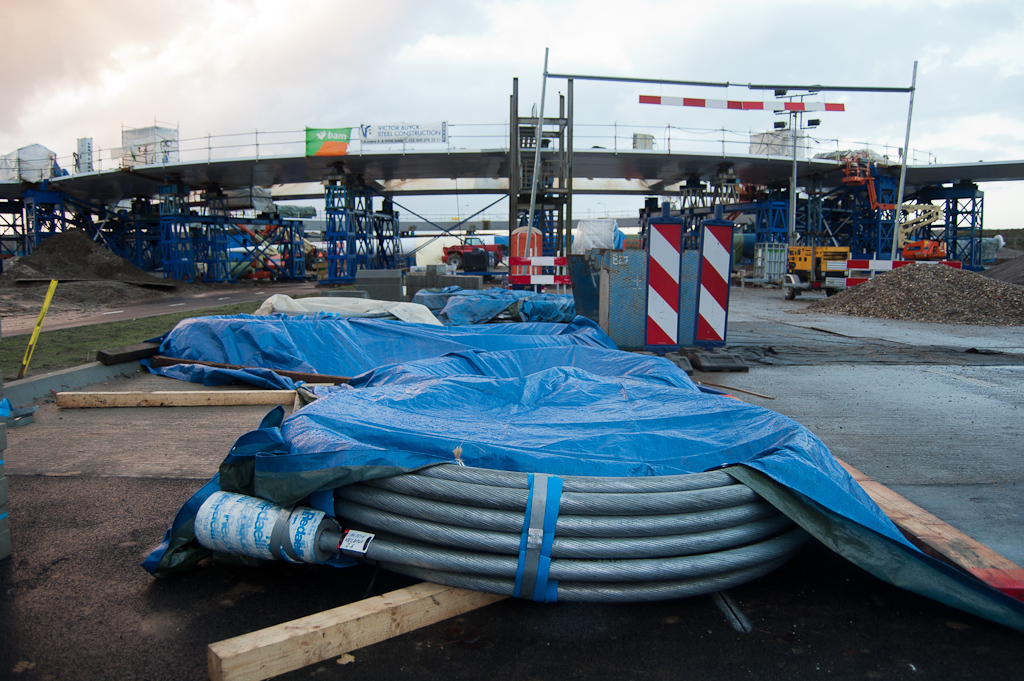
[645,222,683,347]
[640,95,845,112]
[824,259,962,289]
[695,224,732,345]
[508,256,570,285]
[824,259,962,273]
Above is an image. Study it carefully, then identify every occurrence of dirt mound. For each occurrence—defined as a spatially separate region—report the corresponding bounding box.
[0,229,195,315]
[1,229,164,285]
[980,254,1024,286]
[802,264,1024,326]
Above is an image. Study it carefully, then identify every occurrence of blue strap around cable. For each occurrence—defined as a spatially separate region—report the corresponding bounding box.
[513,472,563,602]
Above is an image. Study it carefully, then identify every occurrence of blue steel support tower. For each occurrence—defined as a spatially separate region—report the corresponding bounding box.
[0,199,23,256]
[323,181,374,283]
[753,195,790,244]
[23,189,71,252]
[199,192,232,282]
[917,183,984,270]
[159,183,194,281]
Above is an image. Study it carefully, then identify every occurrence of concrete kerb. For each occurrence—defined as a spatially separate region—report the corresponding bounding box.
[3,361,143,408]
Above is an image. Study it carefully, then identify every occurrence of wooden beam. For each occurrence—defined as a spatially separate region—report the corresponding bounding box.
[15,277,177,289]
[838,458,1024,601]
[55,390,297,408]
[96,342,162,365]
[207,582,506,681]
[149,355,350,385]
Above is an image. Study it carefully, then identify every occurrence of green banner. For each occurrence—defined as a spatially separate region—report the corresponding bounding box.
[305,127,352,156]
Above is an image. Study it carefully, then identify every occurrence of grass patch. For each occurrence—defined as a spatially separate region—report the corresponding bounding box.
[2,300,261,381]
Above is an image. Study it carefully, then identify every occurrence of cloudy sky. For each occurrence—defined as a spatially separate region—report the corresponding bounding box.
[4,0,1023,227]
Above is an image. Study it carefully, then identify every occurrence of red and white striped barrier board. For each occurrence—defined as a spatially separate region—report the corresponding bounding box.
[640,95,845,112]
[695,224,733,345]
[508,256,570,285]
[824,259,962,273]
[824,259,963,289]
[826,277,871,288]
[645,222,682,347]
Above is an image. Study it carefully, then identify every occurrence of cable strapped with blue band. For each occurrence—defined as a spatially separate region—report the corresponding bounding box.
[513,472,563,602]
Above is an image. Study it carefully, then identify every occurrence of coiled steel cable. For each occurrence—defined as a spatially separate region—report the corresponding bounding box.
[335,464,807,602]
[337,484,779,537]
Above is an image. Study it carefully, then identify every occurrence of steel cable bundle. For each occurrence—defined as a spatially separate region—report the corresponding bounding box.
[333,464,808,602]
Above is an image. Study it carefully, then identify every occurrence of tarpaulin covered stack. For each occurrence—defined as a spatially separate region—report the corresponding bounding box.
[143,315,1024,628]
[411,286,575,325]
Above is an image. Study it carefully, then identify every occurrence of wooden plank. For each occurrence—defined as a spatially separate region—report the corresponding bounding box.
[838,458,1024,601]
[55,390,297,408]
[149,355,350,385]
[208,582,506,681]
[96,342,162,365]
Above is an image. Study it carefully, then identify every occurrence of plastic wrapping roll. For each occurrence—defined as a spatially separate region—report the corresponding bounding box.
[195,491,340,564]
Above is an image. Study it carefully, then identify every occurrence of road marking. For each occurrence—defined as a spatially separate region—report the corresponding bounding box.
[168,303,186,307]
[217,297,231,300]
[101,311,124,315]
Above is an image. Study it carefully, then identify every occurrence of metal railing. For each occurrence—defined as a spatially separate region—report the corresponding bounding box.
[47,122,939,175]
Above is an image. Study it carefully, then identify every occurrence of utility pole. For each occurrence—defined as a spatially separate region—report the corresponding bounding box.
[890,61,919,260]
[788,109,798,246]
[526,48,549,238]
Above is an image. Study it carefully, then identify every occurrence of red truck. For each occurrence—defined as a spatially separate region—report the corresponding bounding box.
[443,236,506,270]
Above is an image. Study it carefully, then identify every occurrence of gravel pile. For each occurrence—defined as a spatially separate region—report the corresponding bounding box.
[0,229,189,315]
[1,228,162,285]
[980,254,1024,286]
[802,264,1024,326]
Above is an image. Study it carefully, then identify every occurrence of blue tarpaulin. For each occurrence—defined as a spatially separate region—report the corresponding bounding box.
[143,317,1024,631]
[411,286,575,325]
[148,314,612,381]
[411,286,474,312]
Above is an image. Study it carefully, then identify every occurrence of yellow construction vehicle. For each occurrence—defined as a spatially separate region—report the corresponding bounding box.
[783,246,850,299]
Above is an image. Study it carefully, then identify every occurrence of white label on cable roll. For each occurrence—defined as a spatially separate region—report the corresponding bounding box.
[341,530,375,553]
[527,527,544,549]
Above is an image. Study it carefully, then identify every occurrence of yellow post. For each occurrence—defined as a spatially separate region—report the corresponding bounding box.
[18,279,58,380]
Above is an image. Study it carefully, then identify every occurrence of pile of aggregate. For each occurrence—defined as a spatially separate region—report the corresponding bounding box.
[0,229,189,314]
[1,228,162,285]
[980,254,1024,286]
[802,263,1024,326]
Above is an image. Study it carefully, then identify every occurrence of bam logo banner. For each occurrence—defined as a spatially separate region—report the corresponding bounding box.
[305,127,352,156]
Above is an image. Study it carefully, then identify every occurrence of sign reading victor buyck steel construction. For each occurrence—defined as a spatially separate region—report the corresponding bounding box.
[359,122,447,144]
[305,127,352,156]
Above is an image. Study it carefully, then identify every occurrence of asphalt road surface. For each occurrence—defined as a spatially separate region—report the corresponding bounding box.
[1,286,1021,680]
[1,281,320,337]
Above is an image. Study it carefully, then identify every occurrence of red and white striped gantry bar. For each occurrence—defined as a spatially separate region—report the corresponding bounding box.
[639,95,845,112]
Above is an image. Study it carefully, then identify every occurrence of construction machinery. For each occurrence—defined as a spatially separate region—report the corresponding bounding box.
[783,245,851,299]
[902,239,948,260]
[443,236,505,270]
[897,202,945,260]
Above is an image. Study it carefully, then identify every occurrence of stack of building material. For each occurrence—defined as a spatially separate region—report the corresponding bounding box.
[354,270,405,302]
[404,264,483,301]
